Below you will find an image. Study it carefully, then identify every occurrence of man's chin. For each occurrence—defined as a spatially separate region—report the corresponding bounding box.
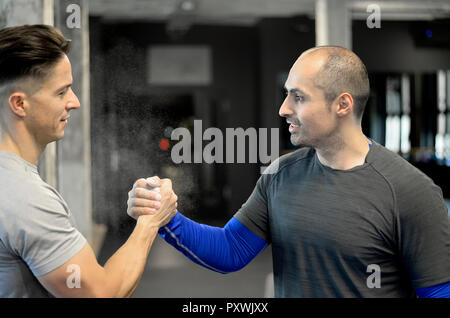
[290,135,311,148]
[52,132,65,143]
[290,135,302,147]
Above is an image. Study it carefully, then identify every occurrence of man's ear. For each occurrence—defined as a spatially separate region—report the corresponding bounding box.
[8,92,28,118]
[336,93,354,117]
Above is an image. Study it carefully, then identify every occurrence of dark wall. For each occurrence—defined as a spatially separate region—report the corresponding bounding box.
[353,20,450,198]
[353,20,450,72]
[257,17,315,136]
[90,19,260,229]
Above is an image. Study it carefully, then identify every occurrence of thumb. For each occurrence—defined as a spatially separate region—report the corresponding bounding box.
[146,176,161,188]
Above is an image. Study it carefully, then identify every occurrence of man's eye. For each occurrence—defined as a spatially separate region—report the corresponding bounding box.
[295,95,304,102]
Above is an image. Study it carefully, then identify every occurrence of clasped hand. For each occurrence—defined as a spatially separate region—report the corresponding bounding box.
[127,176,178,228]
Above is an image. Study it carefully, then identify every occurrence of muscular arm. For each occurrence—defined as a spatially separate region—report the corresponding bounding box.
[38,217,158,297]
[158,212,268,273]
[127,176,270,274]
[38,178,177,298]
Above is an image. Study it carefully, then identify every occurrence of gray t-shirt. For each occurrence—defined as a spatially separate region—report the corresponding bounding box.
[234,141,450,297]
[0,151,86,297]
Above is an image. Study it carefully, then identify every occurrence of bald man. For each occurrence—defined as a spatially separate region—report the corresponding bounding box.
[128,46,450,298]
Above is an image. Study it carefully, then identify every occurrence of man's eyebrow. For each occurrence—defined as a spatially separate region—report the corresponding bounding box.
[284,86,308,96]
[55,83,72,92]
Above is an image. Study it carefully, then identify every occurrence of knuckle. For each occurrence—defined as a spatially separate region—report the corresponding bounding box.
[151,190,160,200]
[147,208,157,215]
[135,188,145,197]
[136,178,147,188]
[147,176,161,185]
[148,208,158,215]
[162,178,171,186]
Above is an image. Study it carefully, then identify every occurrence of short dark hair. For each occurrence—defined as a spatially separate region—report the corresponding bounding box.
[0,24,71,86]
[305,46,370,120]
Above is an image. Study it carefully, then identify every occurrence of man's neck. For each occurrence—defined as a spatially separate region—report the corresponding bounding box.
[315,129,371,171]
[0,130,43,165]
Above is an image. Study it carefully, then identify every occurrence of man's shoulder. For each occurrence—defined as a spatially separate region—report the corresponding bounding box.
[368,142,439,195]
[0,167,52,197]
[0,165,68,219]
[262,147,315,176]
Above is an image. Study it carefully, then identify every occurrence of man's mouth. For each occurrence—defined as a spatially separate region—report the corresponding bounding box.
[289,124,299,133]
[287,120,300,132]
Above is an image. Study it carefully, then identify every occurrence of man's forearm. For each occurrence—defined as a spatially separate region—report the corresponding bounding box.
[159,212,267,273]
[103,217,158,297]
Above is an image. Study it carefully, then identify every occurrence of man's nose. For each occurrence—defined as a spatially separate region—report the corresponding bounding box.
[279,97,293,118]
[67,88,80,110]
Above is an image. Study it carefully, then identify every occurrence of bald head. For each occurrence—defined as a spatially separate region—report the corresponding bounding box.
[297,46,370,120]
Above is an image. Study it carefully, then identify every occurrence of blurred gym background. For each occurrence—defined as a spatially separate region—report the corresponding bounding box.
[1,0,450,297]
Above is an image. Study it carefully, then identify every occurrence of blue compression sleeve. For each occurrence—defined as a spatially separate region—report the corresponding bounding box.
[158,212,268,274]
[416,281,450,298]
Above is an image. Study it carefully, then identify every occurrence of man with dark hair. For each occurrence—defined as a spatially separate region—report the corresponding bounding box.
[0,24,177,297]
[129,46,450,297]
